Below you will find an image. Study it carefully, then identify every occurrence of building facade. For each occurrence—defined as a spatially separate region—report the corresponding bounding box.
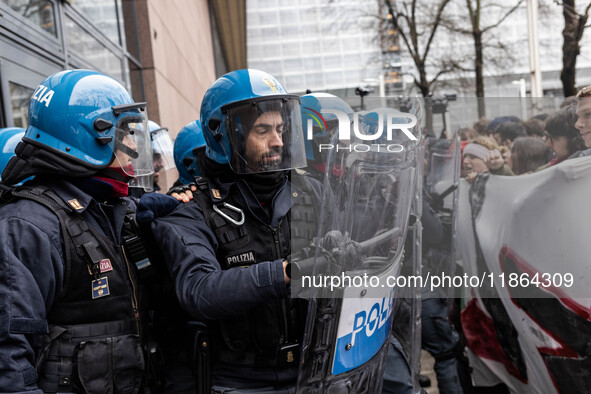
[0,0,246,190]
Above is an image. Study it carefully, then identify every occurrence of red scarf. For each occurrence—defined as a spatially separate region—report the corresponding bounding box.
[93,177,129,197]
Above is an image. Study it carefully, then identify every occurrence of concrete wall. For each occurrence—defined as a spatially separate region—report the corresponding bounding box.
[137,0,217,190]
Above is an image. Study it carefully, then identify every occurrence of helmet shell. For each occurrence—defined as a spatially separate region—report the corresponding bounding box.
[300,93,353,162]
[25,69,138,168]
[173,120,206,183]
[0,127,25,181]
[200,69,290,165]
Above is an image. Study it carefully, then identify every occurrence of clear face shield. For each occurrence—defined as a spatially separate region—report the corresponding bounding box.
[150,127,176,173]
[223,96,307,174]
[110,105,154,189]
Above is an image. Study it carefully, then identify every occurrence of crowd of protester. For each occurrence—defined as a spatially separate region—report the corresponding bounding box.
[459,94,591,184]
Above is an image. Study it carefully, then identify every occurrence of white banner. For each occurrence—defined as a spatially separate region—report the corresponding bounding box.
[457,156,591,394]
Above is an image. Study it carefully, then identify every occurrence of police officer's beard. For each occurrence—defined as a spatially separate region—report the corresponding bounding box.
[253,146,283,172]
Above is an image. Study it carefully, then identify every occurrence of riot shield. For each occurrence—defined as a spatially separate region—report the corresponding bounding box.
[423,134,461,292]
[293,104,422,393]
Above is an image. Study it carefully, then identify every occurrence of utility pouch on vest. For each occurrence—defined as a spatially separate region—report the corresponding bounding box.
[122,213,154,279]
[187,321,211,394]
[74,334,145,394]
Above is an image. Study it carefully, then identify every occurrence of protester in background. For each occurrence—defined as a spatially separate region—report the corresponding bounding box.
[463,136,512,183]
[508,137,551,175]
[472,118,489,137]
[540,105,585,169]
[492,121,527,147]
[484,116,520,136]
[575,86,591,150]
[523,116,546,139]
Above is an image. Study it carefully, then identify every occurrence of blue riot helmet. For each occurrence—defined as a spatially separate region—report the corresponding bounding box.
[0,127,25,182]
[200,69,306,174]
[300,93,354,163]
[173,120,206,184]
[3,69,153,187]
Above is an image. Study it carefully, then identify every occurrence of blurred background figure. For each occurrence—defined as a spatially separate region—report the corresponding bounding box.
[300,92,354,182]
[172,120,207,185]
[128,120,176,198]
[0,127,25,183]
[148,120,176,191]
[492,121,527,147]
[541,105,585,169]
[508,137,551,175]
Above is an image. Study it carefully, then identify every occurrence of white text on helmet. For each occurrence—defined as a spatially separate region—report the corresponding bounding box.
[32,85,55,108]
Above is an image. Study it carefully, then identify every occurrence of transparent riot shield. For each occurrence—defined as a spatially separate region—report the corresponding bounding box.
[292,103,422,393]
[424,134,461,295]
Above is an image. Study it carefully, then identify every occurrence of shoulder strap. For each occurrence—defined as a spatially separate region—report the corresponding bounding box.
[11,186,108,287]
[0,183,15,203]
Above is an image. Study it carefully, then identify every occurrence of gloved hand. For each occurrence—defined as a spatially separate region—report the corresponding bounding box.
[137,193,180,225]
[317,230,364,269]
[167,183,197,203]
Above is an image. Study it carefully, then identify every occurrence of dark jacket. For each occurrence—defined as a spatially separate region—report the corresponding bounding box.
[0,178,136,393]
[148,174,324,388]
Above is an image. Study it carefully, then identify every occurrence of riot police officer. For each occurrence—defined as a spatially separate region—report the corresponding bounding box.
[173,120,207,185]
[0,70,154,393]
[145,69,321,393]
[0,127,25,182]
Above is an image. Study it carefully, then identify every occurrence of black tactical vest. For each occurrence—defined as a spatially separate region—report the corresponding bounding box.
[10,185,145,393]
[192,175,319,368]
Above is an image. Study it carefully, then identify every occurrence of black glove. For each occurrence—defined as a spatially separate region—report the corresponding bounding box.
[317,230,364,270]
[166,182,196,196]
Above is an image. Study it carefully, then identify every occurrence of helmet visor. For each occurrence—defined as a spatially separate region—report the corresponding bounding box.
[151,127,176,172]
[112,110,153,179]
[224,96,307,174]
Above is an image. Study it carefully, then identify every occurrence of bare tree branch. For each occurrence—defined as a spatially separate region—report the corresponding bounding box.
[481,0,525,33]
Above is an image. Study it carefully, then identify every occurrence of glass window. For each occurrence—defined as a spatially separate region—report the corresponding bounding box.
[65,17,124,82]
[262,60,282,76]
[280,10,298,23]
[323,55,342,69]
[305,72,324,88]
[259,0,277,8]
[303,56,321,70]
[299,23,318,38]
[322,38,340,53]
[69,0,120,44]
[261,26,279,38]
[284,74,304,92]
[282,42,300,57]
[301,39,319,54]
[281,24,299,37]
[247,11,259,26]
[262,42,281,58]
[301,7,317,23]
[257,10,277,26]
[248,43,263,58]
[1,0,56,36]
[248,27,262,40]
[324,71,342,86]
[283,58,303,73]
[9,82,33,128]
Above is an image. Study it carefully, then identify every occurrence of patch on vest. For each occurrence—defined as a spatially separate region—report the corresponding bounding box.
[225,251,256,266]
